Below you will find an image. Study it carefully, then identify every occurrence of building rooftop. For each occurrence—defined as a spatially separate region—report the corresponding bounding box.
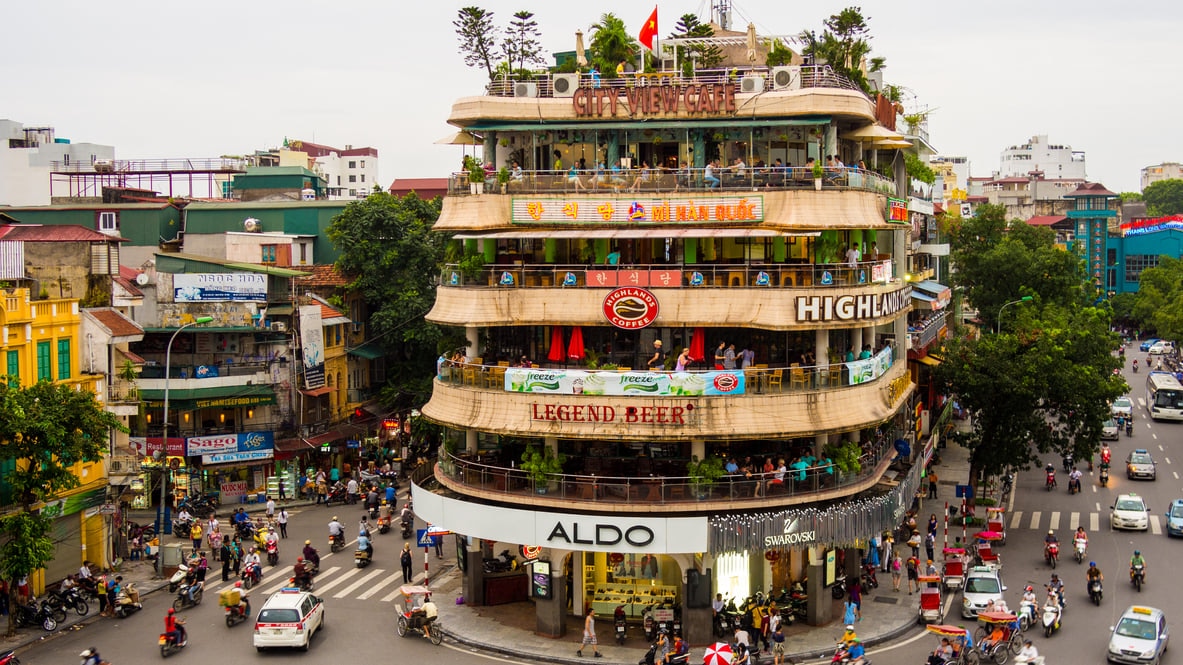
[0,223,125,242]
[295,264,348,288]
[1065,182,1117,198]
[86,308,144,338]
[1025,215,1068,226]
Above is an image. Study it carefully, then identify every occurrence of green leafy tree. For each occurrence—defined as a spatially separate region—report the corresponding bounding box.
[0,381,125,637]
[327,192,451,411]
[765,38,794,67]
[798,7,884,95]
[589,13,636,77]
[904,153,935,185]
[454,6,500,82]
[1118,191,1143,204]
[1131,256,1183,340]
[502,10,545,80]
[1142,179,1183,216]
[669,14,722,73]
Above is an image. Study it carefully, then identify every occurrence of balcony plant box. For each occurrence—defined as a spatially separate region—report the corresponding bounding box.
[468,162,485,195]
[520,445,566,495]
[687,455,725,500]
[812,160,824,191]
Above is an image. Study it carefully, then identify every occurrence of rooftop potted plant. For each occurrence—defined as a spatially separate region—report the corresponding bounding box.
[520,445,566,494]
[466,157,485,195]
[497,166,511,194]
[812,159,825,190]
[686,455,726,500]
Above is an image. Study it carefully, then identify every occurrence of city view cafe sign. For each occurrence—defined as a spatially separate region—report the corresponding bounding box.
[573,84,737,117]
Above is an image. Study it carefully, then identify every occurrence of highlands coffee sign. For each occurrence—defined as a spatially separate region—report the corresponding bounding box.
[795,286,911,323]
[572,84,737,118]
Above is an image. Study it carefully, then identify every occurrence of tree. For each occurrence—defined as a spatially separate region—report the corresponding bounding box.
[1142,178,1183,216]
[589,13,636,77]
[0,381,125,637]
[947,204,1088,330]
[1118,191,1143,204]
[798,7,884,95]
[327,192,453,412]
[668,14,722,75]
[501,10,545,80]
[1131,256,1183,340]
[454,6,499,82]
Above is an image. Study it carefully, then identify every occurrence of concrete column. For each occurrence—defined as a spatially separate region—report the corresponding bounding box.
[465,430,478,455]
[814,434,828,459]
[691,439,706,461]
[864,326,876,350]
[894,228,909,352]
[806,558,833,626]
[544,436,558,456]
[462,545,486,606]
[535,549,569,637]
[465,326,480,361]
[851,328,863,357]
[814,329,829,367]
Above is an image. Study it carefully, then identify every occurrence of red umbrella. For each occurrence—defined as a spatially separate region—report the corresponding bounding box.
[703,642,733,665]
[547,326,565,363]
[567,326,585,361]
[689,327,706,363]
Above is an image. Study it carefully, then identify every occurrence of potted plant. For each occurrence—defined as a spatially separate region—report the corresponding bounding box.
[467,158,485,195]
[812,159,825,190]
[520,445,566,494]
[497,167,511,194]
[822,441,863,480]
[686,455,726,500]
[118,359,139,401]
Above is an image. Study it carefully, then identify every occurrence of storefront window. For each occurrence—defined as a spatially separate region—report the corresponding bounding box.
[715,551,751,601]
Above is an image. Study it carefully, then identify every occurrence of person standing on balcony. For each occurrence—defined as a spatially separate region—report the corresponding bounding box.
[552,150,563,172]
[724,344,737,370]
[704,161,720,189]
[845,244,859,267]
[740,346,755,369]
[675,348,691,371]
[714,342,727,369]
[647,339,667,371]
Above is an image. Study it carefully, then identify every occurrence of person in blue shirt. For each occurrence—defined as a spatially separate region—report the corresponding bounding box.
[847,637,866,664]
[385,483,396,506]
[725,458,739,474]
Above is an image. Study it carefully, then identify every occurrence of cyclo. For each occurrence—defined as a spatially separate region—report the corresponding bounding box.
[973,612,1023,664]
[923,624,980,665]
[395,585,443,645]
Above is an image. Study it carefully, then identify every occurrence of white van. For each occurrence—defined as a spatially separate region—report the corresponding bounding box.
[253,588,324,652]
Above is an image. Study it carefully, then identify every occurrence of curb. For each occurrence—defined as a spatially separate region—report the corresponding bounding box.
[5,578,172,655]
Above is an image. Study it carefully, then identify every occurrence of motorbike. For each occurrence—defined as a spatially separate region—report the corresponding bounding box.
[1018,599,1038,632]
[13,600,58,631]
[641,604,656,642]
[355,547,373,568]
[400,517,414,540]
[1073,539,1087,564]
[1068,474,1081,494]
[330,532,345,553]
[241,562,263,589]
[46,585,89,617]
[0,649,19,665]
[113,583,143,618]
[1062,454,1074,473]
[482,549,519,574]
[290,571,315,592]
[173,581,203,611]
[831,576,847,599]
[1001,472,1015,497]
[324,485,347,506]
[266,540,279,566]
[167,564,189,594]
[862,563,879,591]
[1044,542,1059,569]
[614,605,627,645]
[1133,361,1139,373]
[1089,579,1103,605]
[234,520,256,542]
[225,602,248,628]
[172,518,193,539]
[159,630,187,658]
[1045,470,1057,491]
[1041,601,1061,637]
[1099,464,1109,487]
[1132,564,1145,592]
[127,520,155,542]
[1126,420,1134,437]
[639,642,690,665]
[377,514,391,535]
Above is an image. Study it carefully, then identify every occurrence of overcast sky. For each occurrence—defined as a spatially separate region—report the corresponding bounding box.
[4,0,1178,193]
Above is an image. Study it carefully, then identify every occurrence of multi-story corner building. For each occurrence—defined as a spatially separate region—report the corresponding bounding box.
[254,139,379,200]
[1066,183,1119,293]
[0,120,115,206]
[1140,162,1183,191]
[997,134,1086,181]
[415,37,929,642]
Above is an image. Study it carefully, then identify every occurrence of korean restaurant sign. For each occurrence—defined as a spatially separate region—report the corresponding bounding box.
[511,196,763,224]
[572,84,737,117]
[506,368,744,397]
[795,286,911,323]
[886,198,908,223]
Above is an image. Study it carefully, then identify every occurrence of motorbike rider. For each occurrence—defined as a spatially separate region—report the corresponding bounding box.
[1126,418,1134,436]
[177,507,193,526]
[366,487,380,513]
[328,515,345,546]
[846,637,867,665]
[1046,573,1064,608]
[1130,550,1147,581]
[1020,585,1038,623]
[1018,640,1039,662]
[1043,529,1059,561]
[77,561,97,595]
[242,546,262,579]
[231,580,251,617]
[1068,467,1083,493]
[1134,359,1139,372]
[164,607,187,647]
[302,540,320,570]
[1086,561,1104,594]
[357,530,374,559]
[400,503,414,532]
[1044,462,1056,487]
[654,629,671,664]
[359,514,372,539]
[1073,526,1088,554]
[80,648,103,665]
[840,624,859,647]
[293,557,312,589]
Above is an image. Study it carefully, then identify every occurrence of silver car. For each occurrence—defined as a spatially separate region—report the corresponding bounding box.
[1108,605,1168,664]
[1112,397,1134,420]
[961,566,1005,618]
[1127,449,1157,480]
[1103,419,1120,440]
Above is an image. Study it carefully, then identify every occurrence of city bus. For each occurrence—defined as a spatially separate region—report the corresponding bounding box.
[1146,371,1183,421]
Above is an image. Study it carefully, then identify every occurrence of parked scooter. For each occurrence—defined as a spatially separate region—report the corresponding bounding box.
[13,600,58,631]
[614,605,628,645]
[0,649,19,665]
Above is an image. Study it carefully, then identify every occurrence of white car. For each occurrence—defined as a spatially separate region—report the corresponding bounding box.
[961,566,1006,618]
[1111,493,1150,531]
[1148,341,1175,355]
[1111,397,1134,420]
[253,588,325,652]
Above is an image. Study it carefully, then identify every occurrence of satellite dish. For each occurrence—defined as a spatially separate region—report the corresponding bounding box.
[135,273,150,286]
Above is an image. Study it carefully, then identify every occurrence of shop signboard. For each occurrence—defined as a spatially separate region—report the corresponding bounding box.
[173,272,267,302]
[186,432,274,457]
[37,487,105,519]
[511,196,762,224]
[130,436,185,457]
[220,480,249,503]
[299,304,326,388]
[845,346,895,386]
[202,449,274,465]
[505,368,743,396]
[531,560,552,599]
[795,286,911,323]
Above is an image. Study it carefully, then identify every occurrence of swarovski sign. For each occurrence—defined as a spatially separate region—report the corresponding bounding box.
[763,515,817,547]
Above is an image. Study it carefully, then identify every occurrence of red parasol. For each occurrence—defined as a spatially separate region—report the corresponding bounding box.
[547,326,565,362]
[703,642,733,665]
[925,624,968,637]
[973,531,1004,542]
[689,327,706,363]
[567,326,585,361]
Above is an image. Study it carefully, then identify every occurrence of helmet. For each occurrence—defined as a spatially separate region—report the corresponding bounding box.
[846,624,854,631]
[234,581,243,588]
[80,649,94,657]
[305,540,311,545]
[332,516,338,521]
[1134,550,1141,556]
[167,608,175,615]
[1024,585,1033,592]
[297,556,304,562]
[1048,530,1054,535]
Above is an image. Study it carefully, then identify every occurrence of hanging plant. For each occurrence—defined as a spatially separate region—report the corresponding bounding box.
[499,137,510,147]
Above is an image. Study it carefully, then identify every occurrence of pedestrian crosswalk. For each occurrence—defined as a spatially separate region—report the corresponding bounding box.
[1004,510,1162,535]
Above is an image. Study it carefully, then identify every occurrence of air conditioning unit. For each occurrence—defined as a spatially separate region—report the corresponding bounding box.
[552,73,578,98]
[740,75,765,93]
[514,82,538,98]
[272,321,287,332]
[771,66,801,91]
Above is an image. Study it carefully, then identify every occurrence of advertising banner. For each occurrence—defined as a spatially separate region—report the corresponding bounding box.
[174,273,267,302]
[186,431,274,457]
[504,368,744,396]
[299,304,326,388]
[202,449,274,465]
[219,480,249,504]
[511,195,763,225]
[847,346,894,385]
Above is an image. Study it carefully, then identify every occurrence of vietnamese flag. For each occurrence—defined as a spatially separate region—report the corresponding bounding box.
[638,6,658,51]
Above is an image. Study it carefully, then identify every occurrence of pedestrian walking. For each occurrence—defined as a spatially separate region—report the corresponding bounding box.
[265,496,276,522]
[189,520,203,555]
[924,531,935,563]
[906,555,920,594]
[771,623,786,665]
[848,579,862,621]
[907,530,921,558]
[843,599,856,626]
[891,552,903,591]
[577,604,602,657]
[278,479,287,501]
[277,508,289,538]
[220,537,233,581]
[927,469,939,498]
[433,534,444,559]
[401,543,413,583]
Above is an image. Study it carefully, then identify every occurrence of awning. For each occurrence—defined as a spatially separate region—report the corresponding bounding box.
[275,438,318,454]
[140,384,276,410]
[348,342,385,360]
[266,304,294,316]
[464,117,831,132]
[911,291,936,303]
[322,316,351,326]
[143,326,260,334]
[914,355,942,367]
[913,280,951,309]
[304,430,345,446]
[452,228,819,240]
[300,386,334,397]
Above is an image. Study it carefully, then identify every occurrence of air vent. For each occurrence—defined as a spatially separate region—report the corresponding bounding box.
[740,75,765,93]
[552,74,578,98]
[771,66,801,91]
[514,82,538,98]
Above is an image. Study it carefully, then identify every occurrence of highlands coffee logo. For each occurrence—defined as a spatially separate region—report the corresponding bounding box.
[602,287,659,329]
[763,515,817,547]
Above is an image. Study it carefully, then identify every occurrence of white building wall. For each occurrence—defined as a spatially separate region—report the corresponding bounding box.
[1141,162,1183,191]
[998,134,1086,180]
[0,120,115,205]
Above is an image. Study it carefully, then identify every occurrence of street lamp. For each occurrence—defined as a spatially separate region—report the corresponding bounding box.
[156,316,213,578]
[996,296,1034,334]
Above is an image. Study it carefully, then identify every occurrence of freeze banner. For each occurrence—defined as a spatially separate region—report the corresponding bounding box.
[847,346,894,385]
[504,368,744,396]
[174,273,267,302]
[299,304,325,388]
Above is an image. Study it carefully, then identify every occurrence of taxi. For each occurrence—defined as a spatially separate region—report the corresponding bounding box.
[1111,494,1151,531]
[1107,605,1168,664]
[253,588,325,652]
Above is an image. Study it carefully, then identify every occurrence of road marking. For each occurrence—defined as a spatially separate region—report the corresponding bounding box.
[333,567,387,598]
[1010,511,1024,529]
[1166,458,1172,465]
[358,573,402,600]
[1160,445,1165,451]
[1154,433,1159,440]
[1029,511,1041,530]
[1090,513,1100,531]
[381,586,407,603]
[313,567,364,594]
[1069,513,1080,531]
[1092,484,1097,493]
[1049,512,1061,530]
[1150,515,1162,535]
[1175,472,1179,480]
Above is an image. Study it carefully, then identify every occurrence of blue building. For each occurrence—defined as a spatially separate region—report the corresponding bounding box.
[1065,182,1118,293]
[1110,215,1183,294]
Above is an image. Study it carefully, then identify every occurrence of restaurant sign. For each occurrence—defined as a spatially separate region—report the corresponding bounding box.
[603,287,659,329]
[511,196,763,224]
[795,286,911,323]
[530,403,695,426]
[572,84,737,118]
[506,368,744,396]
[886,198,908,223]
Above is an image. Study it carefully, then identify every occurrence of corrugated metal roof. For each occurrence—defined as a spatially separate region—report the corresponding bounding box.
[85,308,144,338]
[0,223,126,242]
[155,252,308,277]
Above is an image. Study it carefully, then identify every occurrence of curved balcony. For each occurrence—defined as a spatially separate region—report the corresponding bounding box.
[432,436,897,514]
[421,358,913,441]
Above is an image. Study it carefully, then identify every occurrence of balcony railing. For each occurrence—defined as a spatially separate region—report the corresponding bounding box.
[441,260,896,290]
[908,310,948,350]
[435,435,892,507]
[449,166,894,197]
[48,157,247,174]
[484,65,865,98]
